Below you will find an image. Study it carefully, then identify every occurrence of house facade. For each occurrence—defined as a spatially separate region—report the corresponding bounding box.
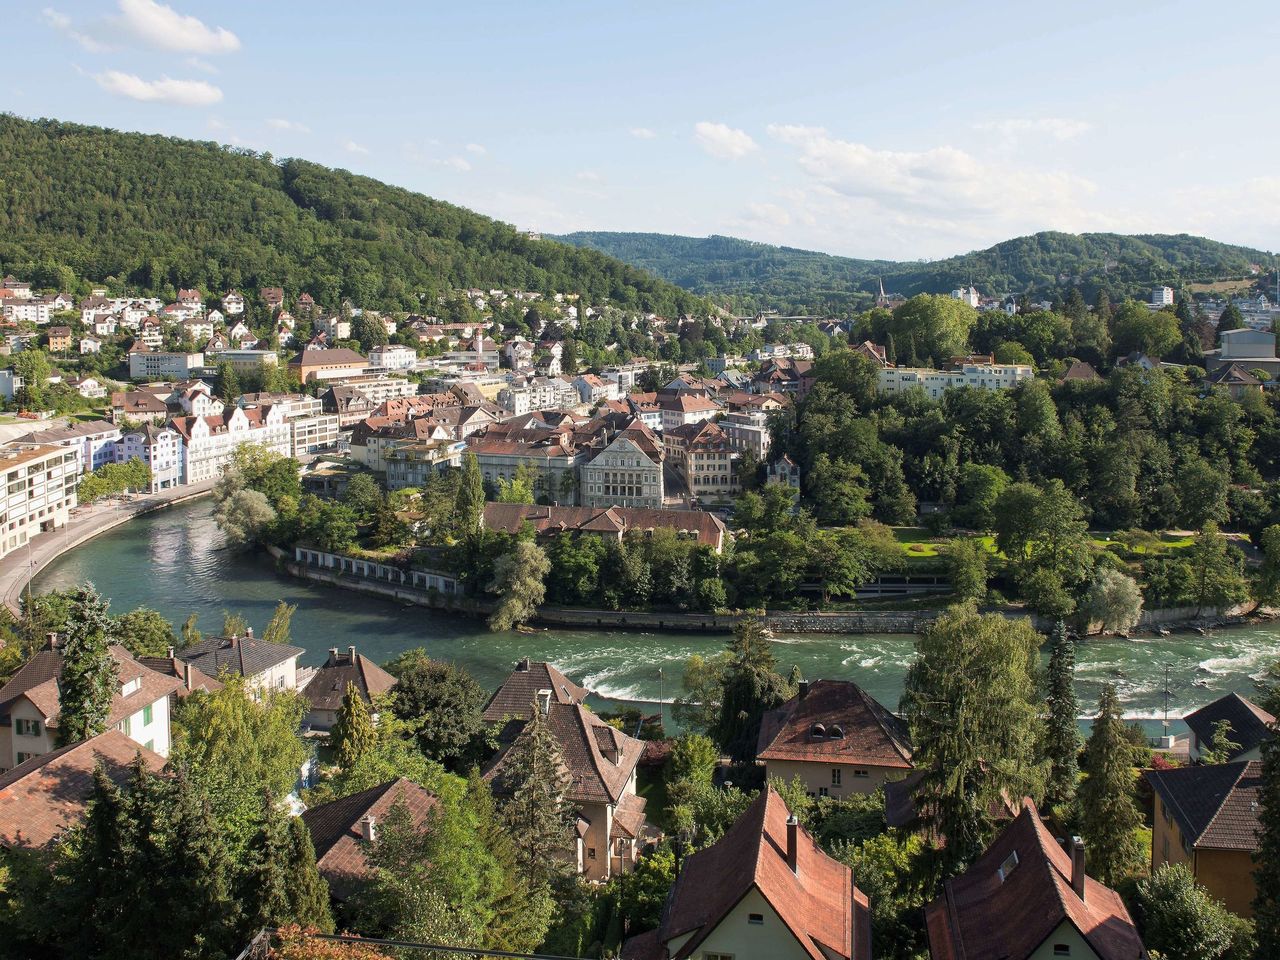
[0,444,78,560]
[116,423,183,491]
[170,404,291,483]
[581,433,664,509]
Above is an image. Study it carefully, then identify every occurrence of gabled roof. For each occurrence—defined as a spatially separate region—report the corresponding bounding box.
[1184,692,1275,760]
[756,679,913,769]
[0,730,166,849]
[626,787,867,960]
[175,634,303,680]
[482,659,590,724]
[924,803,1144,960]
[1146,760,1263,851]
[1205,362,1262,387]
[304,648,398,713]
[301,777,437,900]
[1059,360,1102,382]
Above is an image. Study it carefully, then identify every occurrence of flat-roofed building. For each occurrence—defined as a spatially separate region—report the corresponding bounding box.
[0,444,78,559]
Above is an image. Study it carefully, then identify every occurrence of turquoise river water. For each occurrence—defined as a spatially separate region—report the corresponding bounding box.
[30,500,1280,730]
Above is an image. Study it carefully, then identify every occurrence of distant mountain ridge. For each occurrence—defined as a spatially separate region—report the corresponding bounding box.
[556,230,1276,313]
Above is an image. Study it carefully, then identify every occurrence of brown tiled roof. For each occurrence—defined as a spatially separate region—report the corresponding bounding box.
[924,803,1144,960]
[627,787,868,960]
[1184,692,1275,760]
[482,503,727,549]
[135,656,223,695]
[176,634,303,680]
[611,790,648,840]
[1206,363,1261,387]
[485,703,644,806]
[1060,360,1102,381]
[482,659,589,724]
[0,730,166,848]
[301,777,437,901]
[111,391,169,414]
[304,649,397,713]
[1146,760,1263,852]
[756,679,913,769]
[289,348,368,368]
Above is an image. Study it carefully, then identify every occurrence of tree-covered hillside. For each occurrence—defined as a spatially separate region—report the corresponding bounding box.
[0,115,703,314]
[558,229,1276,313]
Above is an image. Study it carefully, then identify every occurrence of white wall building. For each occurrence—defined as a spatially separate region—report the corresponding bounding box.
[117,423,183,491]
[170,404,291,483]
[581,434,664,509]
[1151,286,1175,307]
[14,420,121,475]
[877,362,1035,400]
[368,344,419,371]
[0,444,78,560]
[129,351,204,381]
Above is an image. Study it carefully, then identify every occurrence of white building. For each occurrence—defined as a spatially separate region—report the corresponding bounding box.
[0,370,24,401]
[117,423,183,491]
[0,444,78,560]
[170,404,292,483]
[314,315,352,341]
[951,285,981,308]
[877,362,1035,400]
[720,410,772,459]
[290,414,342,456]
[368,344,419,371]
[0,298,53,325]
[79,336,103,355]
[1151,286,1175,308]
[13,420,121,474]
[222,291,246,315]
[581,433,664,509]
[129,351,204,381]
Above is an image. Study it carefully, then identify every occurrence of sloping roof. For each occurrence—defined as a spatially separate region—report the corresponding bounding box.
[175,634,303,680]
[485,702,645,806]
[0,730,166,848]
[304,648,398,713]
[1205,362,1262,387]
[302,778,437,900]
[924,803,1144,960]
[631,787,867,960]
[289,348,368,368]
[482,503,727,549]
[0,646,183,728]
[756,679,913,769]
[482,659,589,724]
[14,419,119,444]
[1060,360,1102,382]
[1184,692,1275,760]
[135,655,223,695]
[1146,760,1263,852]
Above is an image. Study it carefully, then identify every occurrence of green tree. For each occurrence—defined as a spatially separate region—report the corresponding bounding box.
[56,584,117,746]
[114,607,177,658]
[261,601,297,647]
[1137,863,1254,960]
[1187,522,1250,615]
[1044,620,1080,813]
[241,793,335,934]
[343,473,383,524]
[666,732,720,785]
[499,703,573,893]
[332,682,378,770]
[888,294,978,364]
[900,604,1046,870]
[1112,300,1181,358]
[454,452,485,537]
[1078,683,1143,885]
[1080,567,1144,634]
[213,485,277,549]
[487,540,550,631]
[181,612,202,648]
[1255,732,1280,957]
[217,359,241,401]
[946,538,988,604]
[383,650,488,767]
[1200,719,1242,766]
[952,463,1010,530]
[1254,523,1280,607]
[713,617,796,760]
[806,454,872,524]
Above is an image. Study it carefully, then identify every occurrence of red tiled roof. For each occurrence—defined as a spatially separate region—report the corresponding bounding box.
[304,649,398,713]
[482,659,589,724]
[482,503,726,549]
[756,679,913,769]
[924,803,1144,960]
[0,730,166,848]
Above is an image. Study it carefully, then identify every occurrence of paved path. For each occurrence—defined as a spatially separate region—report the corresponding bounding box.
[0,479,218,615]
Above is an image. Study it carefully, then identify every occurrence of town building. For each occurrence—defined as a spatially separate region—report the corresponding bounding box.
[0,731,166,849]
[466,436,584,503]
[1205,327,1280,375]
[110,390,169,424]
[482,659,589,726]
[289,348,369,383]
[323,374,419,405]
[14,420,121,474]
[175,632,303,692]
[1151,285,1175,307]
[1204,363,1263,399]
[756,679,914,797]
[620,787,871,960]
[66,376,106,400]
[169,403,291,482]
[302,646,398,731]
[368,344,418,371]
[877,361,1035,399]
[45,326,72,352]
[222,291,245,315]
[0,444,78,560]
[116,423,183,491]
[0,643,182,771]
[0,370,22,402]
[219,349,280,375]
[720,409,773,459]
[79,336,103,355]
[952,285,981,308]
[1183,692,1274,763]
[580,432,665,509]
[129,350,204,381]
[383,439,467,490]
[664,419,740,504]
[1147,760,1262,918]
[925,803,1144,960]
[482,502,728,551]
[657,392,721,433]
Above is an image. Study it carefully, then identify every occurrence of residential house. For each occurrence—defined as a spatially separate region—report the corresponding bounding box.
[485,695,648,881]
[169,403,291,483]
[181,316,215,343]
[753,357,815,395]
[1060,360,1102,383]
[0,444,78,560]
[14,420,121,474]
[620,787,871,960]
[176,288,204,311]
[657,392,721,433]
[260,287,285,312]
[175,631,303,692]
[664,419,739,504]
[483,502,728,552]
[878,361,1035,399]
[116,423,183,491]
[220,349,280,376]
[368,344,418,371]
[302,646,398,731]
[1147,760,1262,917]
[222,290,245,315]
[289,348,369,383]
[324,385,379,428]
[383,439,467,490]
[720,409,772,459]
[853,341,889,366]
[924,803,1145,960]
[0,731,166,849]
[46,326,72,352]
[138,317,164,349]
[1,277,31,299]
[1205,363,1263,399]
[129,350,204,381]
[110,390,169,424]
[482,658,589,726]
[322,374,418,405]
[168,380,224,418]
[581,431,665,509]
[466,435,584,502]
[767,454,802,493]
[302,778,437,902]
[756,679,914,798]
[66,376,106,399]
[1183,693,1274,763]
[313,315,351,342]
[574,373,620,405]
[0,370,22,402]
[79,336,103,355]
[0,643,182,771]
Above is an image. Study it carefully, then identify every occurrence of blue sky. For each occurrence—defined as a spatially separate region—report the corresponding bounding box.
[10,0,1280,260]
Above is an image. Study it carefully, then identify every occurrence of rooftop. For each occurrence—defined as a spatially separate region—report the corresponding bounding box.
[1146,759,1263,852]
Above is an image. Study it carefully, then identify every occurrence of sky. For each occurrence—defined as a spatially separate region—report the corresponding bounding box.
[9,0,1280,261]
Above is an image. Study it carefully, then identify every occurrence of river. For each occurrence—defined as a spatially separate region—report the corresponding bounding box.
[30,500,1280,731]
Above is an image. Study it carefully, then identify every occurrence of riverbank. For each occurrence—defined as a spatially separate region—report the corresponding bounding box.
[0,480,218,615]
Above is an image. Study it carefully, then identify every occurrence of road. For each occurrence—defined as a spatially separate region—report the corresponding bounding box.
[0,479,218,615]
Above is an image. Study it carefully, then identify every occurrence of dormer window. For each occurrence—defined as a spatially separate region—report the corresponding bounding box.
[810,723,826,740]
[121,676,142,697]
[997,850,1019,882]
[829,725,845,739]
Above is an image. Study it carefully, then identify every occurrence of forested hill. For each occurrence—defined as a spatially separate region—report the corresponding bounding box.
[557,229,1275,313]
[0,115,704,315]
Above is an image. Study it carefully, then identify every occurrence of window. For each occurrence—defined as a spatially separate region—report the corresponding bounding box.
[818,787,829,797]
[16,752,35,764]
[853,768,870,779]
[587,848,596,860]
[14,719,41,737]
[142,704,153,726]
[832,769,842,787]
[1053,947,1071,957]
[704,954,734,960]
[120,717,132,737]
[747,913,764,925]
[997,850,1019,882]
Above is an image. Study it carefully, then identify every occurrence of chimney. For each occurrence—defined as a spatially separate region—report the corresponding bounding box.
[183,661,194,692]
[328,647,339,663]
[536,688,552,716]
[1071,836,1086,901]
[167,645,175,660]
[516,657,530,672]
[798,680,810,699]
[348,645,357,663]
[360,815,377,844]
[786,814,799,874]
[245,626,254,638]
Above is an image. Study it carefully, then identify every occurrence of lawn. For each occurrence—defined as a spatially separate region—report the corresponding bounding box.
[638,766,672,833]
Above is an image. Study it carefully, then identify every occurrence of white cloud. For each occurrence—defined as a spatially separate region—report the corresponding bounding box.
[41,8,70,30]
[739,202,792,227]
[42,7,112,51]
[343,139,370,155]
[465,143,486,156]
[973,117,1092,141]
[94,70,222,106]
[115,0,240,54]
[184,56,218,74]
[439,156,471,172]
[630,127,657,140]
[267,118,311,133]
[694,121,757,160]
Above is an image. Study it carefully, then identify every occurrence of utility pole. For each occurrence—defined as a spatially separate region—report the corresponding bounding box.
[1162,663,1171,742]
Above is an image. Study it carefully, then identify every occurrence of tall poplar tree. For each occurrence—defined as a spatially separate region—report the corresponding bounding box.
[1044,620,1080,812]
[1079,684,1143,885]
[455,452,485,537]
[499,701,573,893]
[332,682,377,770]
[56,584,118,746]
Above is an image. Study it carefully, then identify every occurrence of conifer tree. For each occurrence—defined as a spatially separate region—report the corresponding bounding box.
[56,584,118,746]
[60,766,129,957]
[499,701,573,893]
[1044,620,1080,812]
[1200,719,1241,765]
[217,359,241,402]
[714,618,794,760]
[1079,684,1143,885]
[332,682,377,770]
[284,813,335,933]
[454,452,485,537]
[243,792,334,934]
[1254,732,1280,958]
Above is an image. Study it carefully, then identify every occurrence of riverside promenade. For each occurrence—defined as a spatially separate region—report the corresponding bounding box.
[0,479,217,615]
